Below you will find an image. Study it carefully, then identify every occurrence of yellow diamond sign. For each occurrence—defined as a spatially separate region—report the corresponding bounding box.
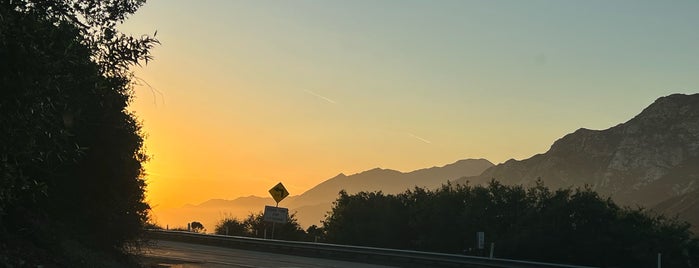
[269,182,290,204]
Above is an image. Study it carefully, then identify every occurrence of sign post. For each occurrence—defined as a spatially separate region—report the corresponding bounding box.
[265,182,290,239]
[477,231,485,256]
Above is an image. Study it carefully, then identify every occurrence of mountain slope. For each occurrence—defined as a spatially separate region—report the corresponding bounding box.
[288,158,493,226]
[190,196,277,208]
[154,195,288,232]
[653,189,699,233]
[288,158,494,208]
[159,159,494,229]
[457,93,699,208]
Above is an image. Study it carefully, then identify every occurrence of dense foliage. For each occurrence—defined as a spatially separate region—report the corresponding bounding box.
[215,212,308,241]
[322,180,699,268]
[0,0,157,265]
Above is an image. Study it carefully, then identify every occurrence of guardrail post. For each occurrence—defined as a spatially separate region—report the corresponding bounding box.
[489,243,495,258]
[657,253,661,268]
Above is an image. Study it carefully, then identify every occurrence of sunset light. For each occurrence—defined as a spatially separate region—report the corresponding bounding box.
[120,1,698,211]
[4,0,699,266]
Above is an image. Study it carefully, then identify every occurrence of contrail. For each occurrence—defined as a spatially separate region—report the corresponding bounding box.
[407,133,432,144]
[304,89,337,104]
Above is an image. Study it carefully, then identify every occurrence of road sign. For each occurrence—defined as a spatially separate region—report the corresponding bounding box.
[263,205,289,223]
[269,182,290,203]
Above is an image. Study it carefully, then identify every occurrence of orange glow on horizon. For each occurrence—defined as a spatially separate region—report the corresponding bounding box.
[120,1,699,217]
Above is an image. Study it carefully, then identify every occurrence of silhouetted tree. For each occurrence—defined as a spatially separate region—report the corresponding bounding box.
[243,212,306,241]
[243,212,267,238]
[323,190,411,249]
[1,0,157,265]
[322,180,699,267]
[215,217,247,236]
[305,225,324,242]
[190,221,205,233]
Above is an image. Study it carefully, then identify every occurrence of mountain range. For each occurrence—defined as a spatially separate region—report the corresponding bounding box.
[155,158,493,230]
[157,93,699,233]
[456,93,699,230]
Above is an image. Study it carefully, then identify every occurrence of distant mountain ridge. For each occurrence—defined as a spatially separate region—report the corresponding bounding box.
[157,158,494,229]
[287,158,494,208]
[156,93,699,231]
[186,195,295,209]
[287,158,494,226]
[456,93,699,229]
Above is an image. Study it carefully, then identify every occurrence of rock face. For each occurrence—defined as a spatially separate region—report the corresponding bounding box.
[458,93,699,208]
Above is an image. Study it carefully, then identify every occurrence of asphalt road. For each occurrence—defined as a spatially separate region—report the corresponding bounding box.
[141,240,396,268]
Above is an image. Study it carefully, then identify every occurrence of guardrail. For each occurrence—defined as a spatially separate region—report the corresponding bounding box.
[146,229,598,268]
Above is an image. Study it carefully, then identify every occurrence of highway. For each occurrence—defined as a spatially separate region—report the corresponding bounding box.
[141,240,396,268]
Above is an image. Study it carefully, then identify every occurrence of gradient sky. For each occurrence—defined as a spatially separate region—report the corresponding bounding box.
[119,0,699,210]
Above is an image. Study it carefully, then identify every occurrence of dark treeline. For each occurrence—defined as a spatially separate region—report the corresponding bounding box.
[322,180,699,268]
[1,0,157,266]
[214,212,311,242]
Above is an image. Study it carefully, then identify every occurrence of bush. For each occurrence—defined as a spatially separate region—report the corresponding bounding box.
[1,0,158,265]
[323,180,699,267]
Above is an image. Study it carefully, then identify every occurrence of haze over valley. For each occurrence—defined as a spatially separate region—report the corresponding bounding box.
[5,1,699,267]
[121,1,699,214]
[156,94,699,233]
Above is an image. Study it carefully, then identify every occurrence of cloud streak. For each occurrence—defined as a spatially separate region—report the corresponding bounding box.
[407,132,432,144]
[304,89,337,104]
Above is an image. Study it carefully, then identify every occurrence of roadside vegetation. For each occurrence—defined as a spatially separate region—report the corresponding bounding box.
[1,0,157,266]
[215,212,314,242]
[321,180,699,268]
[208,179,698,267]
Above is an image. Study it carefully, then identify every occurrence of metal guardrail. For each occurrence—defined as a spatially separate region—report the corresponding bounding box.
[146,229,598,268]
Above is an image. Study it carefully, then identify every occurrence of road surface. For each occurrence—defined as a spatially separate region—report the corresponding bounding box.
[141,240,396,268]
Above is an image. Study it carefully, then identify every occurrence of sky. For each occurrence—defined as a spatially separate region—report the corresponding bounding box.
[119,0,699,210]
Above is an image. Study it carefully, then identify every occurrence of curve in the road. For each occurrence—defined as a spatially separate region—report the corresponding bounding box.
[142,240,396,268]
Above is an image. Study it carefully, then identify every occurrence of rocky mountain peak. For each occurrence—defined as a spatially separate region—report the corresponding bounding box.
[623,94,699,134]
[462,93,699,208]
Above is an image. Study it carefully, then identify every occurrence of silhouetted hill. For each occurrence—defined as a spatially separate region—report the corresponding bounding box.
[289,158,494,226]
[161,159,493,230]
[156,195,295,232]
[288,159,493,208]
[188,195,292,208]
[457,93,699,211]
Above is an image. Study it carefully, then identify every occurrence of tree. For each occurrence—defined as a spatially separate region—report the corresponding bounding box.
[242,212,306,241]
[323,190,411,249]
[322,180,699,267]
[305,225,324,242]
[190,221,205,233]
[215,217,247,236]
[1,0,157,264]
